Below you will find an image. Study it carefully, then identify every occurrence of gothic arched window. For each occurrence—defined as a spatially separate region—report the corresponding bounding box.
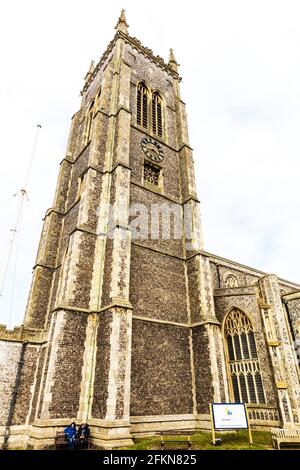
[152,92,163,137]
[224,308,266,404]
[137,83,148,129]
[83,100,94,145]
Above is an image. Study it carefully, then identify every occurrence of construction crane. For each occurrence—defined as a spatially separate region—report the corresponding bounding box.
[0,125,41,328]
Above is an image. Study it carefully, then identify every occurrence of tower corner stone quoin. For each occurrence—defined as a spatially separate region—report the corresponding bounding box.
[0,10,300,449]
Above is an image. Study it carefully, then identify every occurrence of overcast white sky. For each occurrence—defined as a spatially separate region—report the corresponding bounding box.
[1,0,300,327]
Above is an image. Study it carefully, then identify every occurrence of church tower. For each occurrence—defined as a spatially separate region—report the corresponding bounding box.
[0,11,299,449]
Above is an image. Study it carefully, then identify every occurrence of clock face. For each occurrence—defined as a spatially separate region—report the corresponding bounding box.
[141,137,164,163]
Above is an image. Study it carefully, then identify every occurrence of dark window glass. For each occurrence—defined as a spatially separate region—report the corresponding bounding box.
[247,374,256,403]
[239,375,248,402]
[232,375,240,403]
[137,84,148,129]
[255,373,265,404]
[152,93,163,137]
[234,335,242,360]
[248,332,257,358]
[241,333,250,359]
[227,336,235,361]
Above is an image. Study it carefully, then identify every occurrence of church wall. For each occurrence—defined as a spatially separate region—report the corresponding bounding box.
[246,273,261,285]
[107,167,117,208]
[76,118,85,152]
[0,341,23,426]
[12,345,40,425]
[130,244,188,323]
[165,106,177,150]
[53,205,97,310]
[130,320,193,416]
[178,147,197,203]
[126,45,176,100]
[49,269,61,315]
[129,126,181,201]
[58,202,80,260]
[89,112,109,172]
[25,267,54,329]
[214,292,278,407]
[36,212,63,268]
[209,262,220,288]
[24,213,63,328]
[83,54,113,107]
[129,186,183,258]
[69,232,96,309]
[215,332,227,403]
[285,298,300,344]
[112,110,131,170]
[78,170,103,233]
[48,312,87,419]
[45,213,63,267]
[5,14,300,448]
[91,313,112,419]
[66,145,90,210]
[75,56,113,170]
[65,115,80,161]
[211,262,259,289]
[279,283,296,295]
[101,238,113,308]
[83,75,103,107]
[192,326,213,414]
[53,160,73,213]
[209,260,300,293]
[71,119,81,158]
[36,316,58,419]
[187,257,201,323]
[28,345,46,423]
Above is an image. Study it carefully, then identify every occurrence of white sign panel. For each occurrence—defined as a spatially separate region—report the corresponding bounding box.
[212,403,248,430]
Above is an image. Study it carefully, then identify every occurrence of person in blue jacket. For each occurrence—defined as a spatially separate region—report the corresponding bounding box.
[64,422,77,449]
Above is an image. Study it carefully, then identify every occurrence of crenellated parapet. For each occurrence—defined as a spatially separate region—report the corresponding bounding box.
[81,14,180,97]
[0,324,47,344]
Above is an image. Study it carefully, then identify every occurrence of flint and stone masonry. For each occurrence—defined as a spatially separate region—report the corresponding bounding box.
[0,11,300,448]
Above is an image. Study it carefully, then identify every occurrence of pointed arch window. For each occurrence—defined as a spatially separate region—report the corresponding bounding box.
[83,100,94,145]
[137,83,148,129]
[152,92,163,138]
[224,308,266,404]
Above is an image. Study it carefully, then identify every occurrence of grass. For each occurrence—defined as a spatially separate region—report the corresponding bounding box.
[118,430,274,450]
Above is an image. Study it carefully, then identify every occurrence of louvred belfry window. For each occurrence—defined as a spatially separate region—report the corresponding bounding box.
[137,83,148,129]
[152,93,163,137]
[144,161,160,186]
[224,308,266,404]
